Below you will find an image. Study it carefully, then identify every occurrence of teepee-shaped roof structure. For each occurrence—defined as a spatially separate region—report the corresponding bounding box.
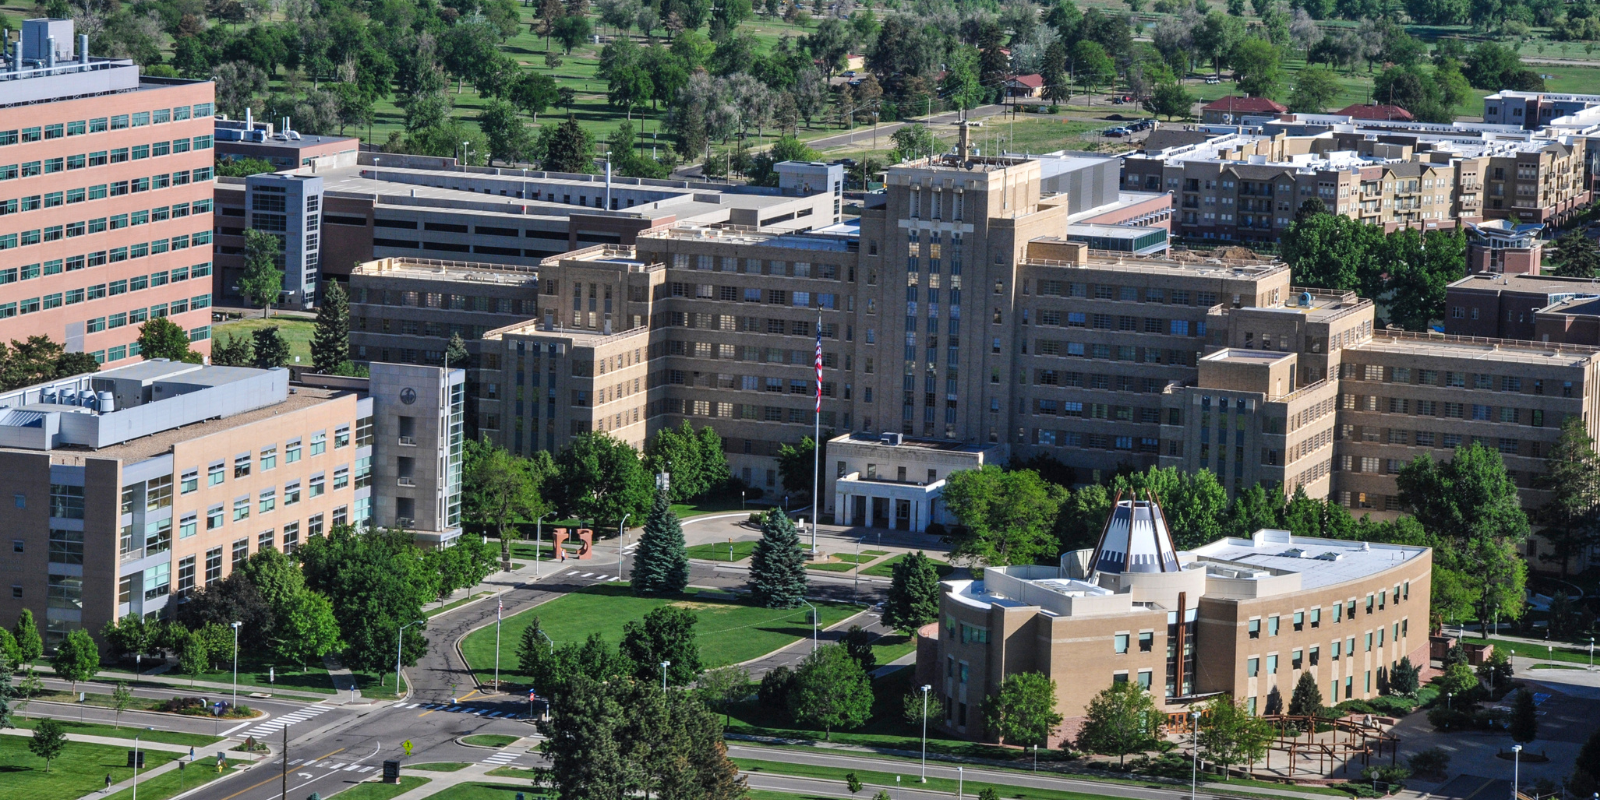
[1089,491,1181,576]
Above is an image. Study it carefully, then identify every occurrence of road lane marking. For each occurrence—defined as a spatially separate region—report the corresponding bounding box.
[221,720,255,736]
[218,747,344,800]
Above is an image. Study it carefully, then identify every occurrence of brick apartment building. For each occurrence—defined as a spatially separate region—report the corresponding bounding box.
[1,19,216,364]
[1121,127,1590,244]
[340,147,1600,524]
[0,360,462,648]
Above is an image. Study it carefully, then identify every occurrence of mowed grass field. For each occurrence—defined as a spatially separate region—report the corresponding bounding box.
[459,583,860,684]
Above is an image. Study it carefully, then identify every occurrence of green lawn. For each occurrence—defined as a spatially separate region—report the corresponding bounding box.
[329,775,431,800]
[407,762,471,771]
[1463,636,1595,665]
[101,759,249,800]
[11,716,222,747]
[831,553,876,564]
[735,758,1120,800]
[486,765,538,778]
[422,783,543,800]
[148,653,404,700]
[861,550,891,557]
[461,734,520,748]
[685,540,758,562]
[460,583,861,685]
[428,592,492,617]
[861,554,953,579]
[211,318,317,367]
[805,561,858,572]
[0,735,180,800]
[31,689,259,720]
[869,634,918,668]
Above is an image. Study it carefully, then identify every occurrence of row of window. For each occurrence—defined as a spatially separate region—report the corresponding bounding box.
[201,464,367,529]
[0,139,213,185]
[79,295,211,331]
[351,288,534,315]
[0,106,213,147]
[1033,311,1208,337]
[192,423,366,490]
[1245,621,1410,676]
[1031,429,1161,452]
[1344,363,1573,396]
[1031,280,1235,307]
[1342,394,1551,426]
[0,236,212,292]
[668,255,843,280]
[3,175,210,226]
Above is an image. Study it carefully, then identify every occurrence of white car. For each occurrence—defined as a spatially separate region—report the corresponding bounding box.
[1205,77,1221,85]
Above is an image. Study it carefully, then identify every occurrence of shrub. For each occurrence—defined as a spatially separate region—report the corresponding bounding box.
[748,512,764,525]
[1047,105,1060,113]
[1407,747,1449,779]
[1361,765,1411,793]
[157,696,205,713]
[1427,706,1474,731]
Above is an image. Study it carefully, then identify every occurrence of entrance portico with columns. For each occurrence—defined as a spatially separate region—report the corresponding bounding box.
[826,433,1007,532]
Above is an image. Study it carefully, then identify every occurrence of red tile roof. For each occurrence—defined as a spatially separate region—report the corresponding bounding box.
[1200,96,1288,114]
[1009,73,1045,88]
[1335,103,1415,121]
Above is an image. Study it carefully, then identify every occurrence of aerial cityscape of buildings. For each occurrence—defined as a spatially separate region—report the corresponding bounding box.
[10,16,1600,772]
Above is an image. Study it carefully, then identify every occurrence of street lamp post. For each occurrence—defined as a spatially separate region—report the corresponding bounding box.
[132,729,141,800]
[618,513,631,581]
[1512,744,1523,800]
[957,766,963,800]
[1190,711,1202,800]
[229,621,241,709]
[538,628,554,654]
[398,619,425,695]
[661,661,671,692]
[919,685,931,782]
[800,599,818,651]
[536,512,555,578]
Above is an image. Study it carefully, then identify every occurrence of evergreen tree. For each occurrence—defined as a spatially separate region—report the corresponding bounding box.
[1509,687,1538,743]
[539,115,596,174]
[1389,656,1420,696]
[12,610,42,667]
[211,332,254,366]
[747,508,807,608]
[311,279,351,374]
[1533,415,1600,577]
[0,653,13,730]
[252,326,291,368]
[882,551,942,634]
[1569,725,1600,798]
[1288,670,1322,717]
[445,333,470,369]
[632,487,690,595]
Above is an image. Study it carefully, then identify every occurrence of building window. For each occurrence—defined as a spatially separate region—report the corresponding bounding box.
[232,538,249,568]
[234,453,251,478]
[48,484,84,519]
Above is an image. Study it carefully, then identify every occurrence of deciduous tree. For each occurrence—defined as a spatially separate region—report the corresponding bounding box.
[12,610,42,667]
[51,629,99,696]
[987,672,1065,750]
[239,230,284,317]
[137,318,200,363]
[1197,694,1273,779]
[28,717,65,771]
[552,431,653,528]
[1534,415,1600,577]
[621,606,702,685]
[789,644,873,739]
[1076,680,1157,766]
[942,466,1066,566]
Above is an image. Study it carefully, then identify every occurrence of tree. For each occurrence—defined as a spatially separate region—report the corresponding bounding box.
[512,72,561,122]
[463,438,550,568]
[748,508,808,608]
[297,526,435,685]
[111,681,134,729]
[1076,681,1158,766]
[28,717,65,771]
[1534,415,1600,577]
[1382,228,1466,331]
[1281,211,1384,293]
[841,625,876,674]
[621,606,702,685]
[0,653,13,730]
[239,229,284,317]
[1194,11,1245,75]
[211,332,254,366]
[518,617,555,689]
[645,421,710,502]
[479,99,535,165]
[552,431,652,528]
[275,590,342,672]
[1288,670,1322,717]
[988,672,1065,750]
[776,436,824,500]
[51,629,99,696]
[847,773,863,794]
[889,124,937,164]
[1549,231,1600,278]
[1389,656,1420,696]
[137,317,199,363]
[942,466,1066,566]
[1230,38,1282,97]
[1073,40,1116,99]
[552,14,593,54]
[54,351,99,380]
[1288,65,1340,111]
[1145,82,1194,120]
[1197,695,1272,778]
[1042,40,1071,104]
[1436,661,1477,697]
[538,115,596,174]
[633,487,691,595]
[311,280,351,374]
[1570,725,1600,799]
[0,627,18,670]
[694,665,750,723]
[1509,688,1537,743]
[882,551,942,634]
[178,632,209,685]
[939,45,984,111]
[789,644,873,739]
[13,610,42,667]
[102,615,154,664]
[252,326,290,368]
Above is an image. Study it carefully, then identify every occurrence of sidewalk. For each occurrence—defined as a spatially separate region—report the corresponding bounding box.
[0,727,222,754]
[44,664,333,703]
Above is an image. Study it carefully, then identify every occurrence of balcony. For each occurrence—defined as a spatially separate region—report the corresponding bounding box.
[397,476,416,487]
[398,436,416,446]
[396,517,416,528]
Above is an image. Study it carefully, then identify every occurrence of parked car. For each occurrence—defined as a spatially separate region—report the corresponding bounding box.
[1105,127,1130,137]
[1205,76,1221,85]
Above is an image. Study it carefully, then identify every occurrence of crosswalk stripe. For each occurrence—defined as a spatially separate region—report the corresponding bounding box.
[447,706,461,712]
[289,759,303,766]
[344,764,364,771]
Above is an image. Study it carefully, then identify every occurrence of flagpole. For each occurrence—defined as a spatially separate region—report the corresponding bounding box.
[812,311,822,556]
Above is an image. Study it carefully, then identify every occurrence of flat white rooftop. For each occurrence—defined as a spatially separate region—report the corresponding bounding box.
[1190,529,1427,591]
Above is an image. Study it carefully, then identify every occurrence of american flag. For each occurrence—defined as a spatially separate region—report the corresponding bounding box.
[814,328,823,412]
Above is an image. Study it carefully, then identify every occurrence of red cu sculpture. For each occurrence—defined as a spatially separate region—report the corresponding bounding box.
[550,528,594,560]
